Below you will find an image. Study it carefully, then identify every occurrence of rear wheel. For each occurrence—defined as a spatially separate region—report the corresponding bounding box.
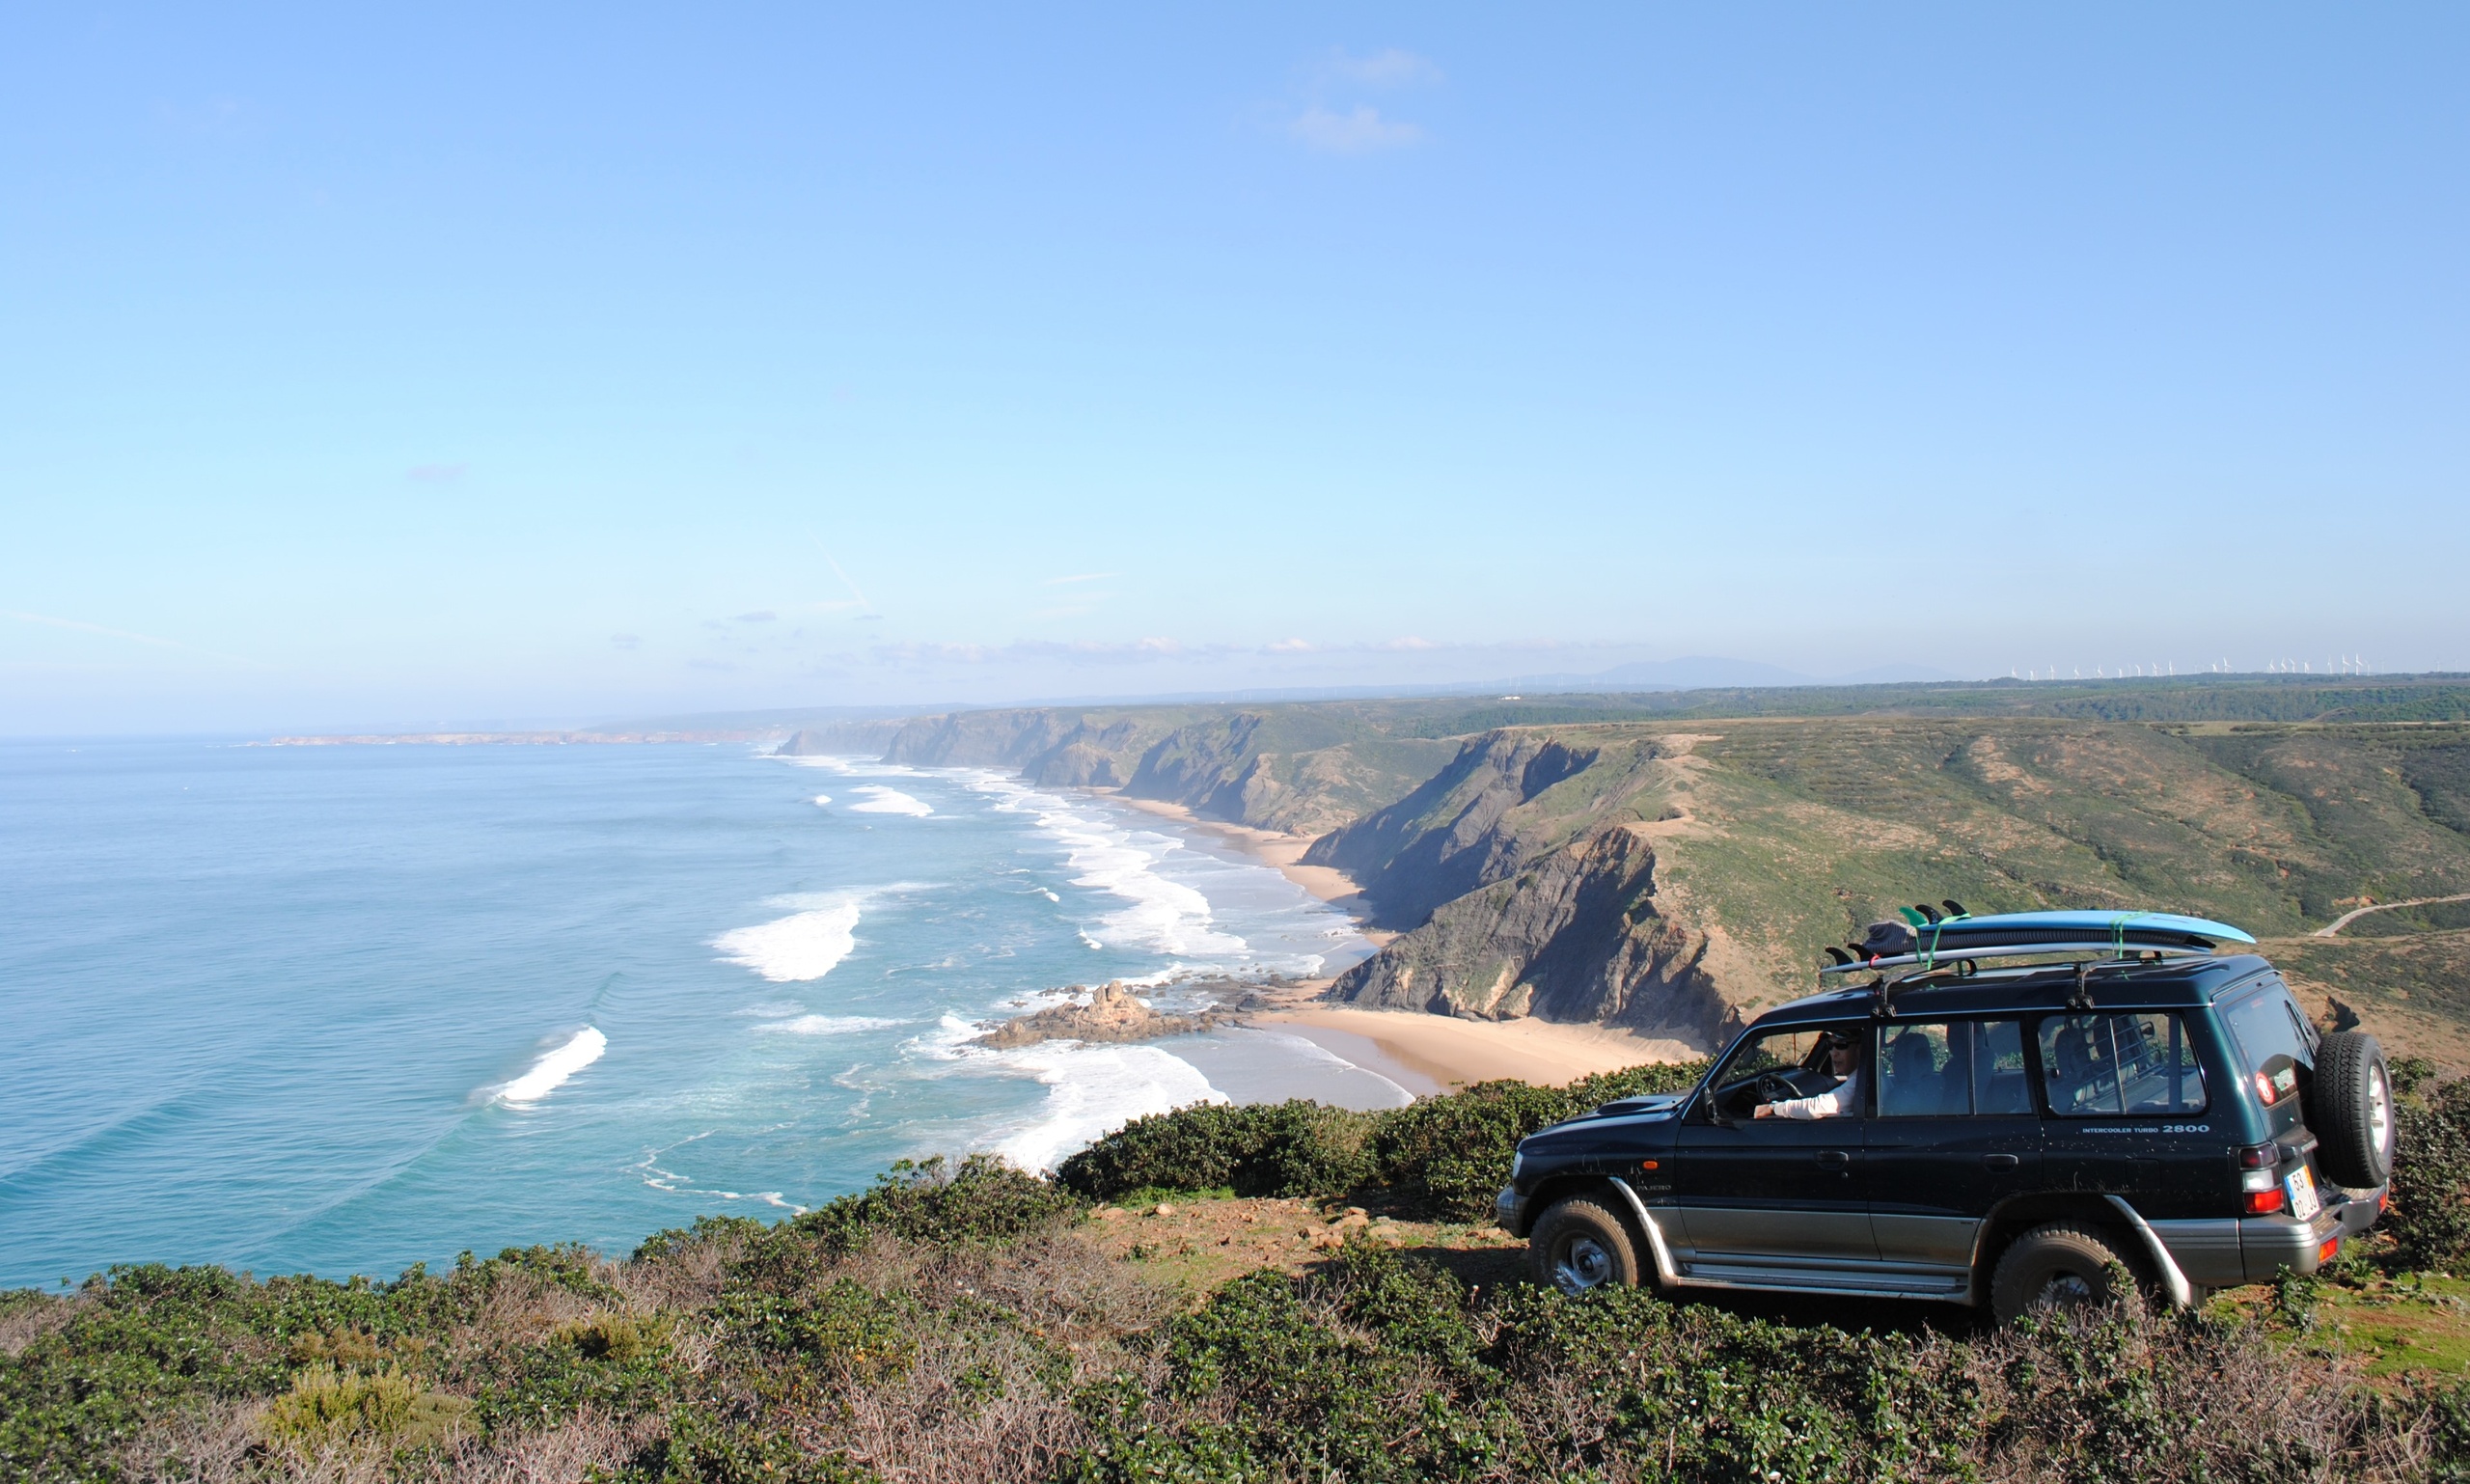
[1990,1222,2141,1325]
[2312,1031,2395,1188]
[1529,1197,1643,1295]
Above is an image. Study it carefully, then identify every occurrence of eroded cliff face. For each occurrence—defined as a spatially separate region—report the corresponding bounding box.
[777,719,914,756]
[875,707,1454,837]
[880,710,1167,785]
[1324,826,1738,1046]
[1304,731,1620,928]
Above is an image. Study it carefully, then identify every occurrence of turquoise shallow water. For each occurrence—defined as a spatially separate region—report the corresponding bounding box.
[0,739,1393,1288]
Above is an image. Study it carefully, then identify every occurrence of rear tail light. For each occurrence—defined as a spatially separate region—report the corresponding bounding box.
[2319,1238,2341,1265]
[2244,1188,2288,1215]
[2236,1142,2281,1194]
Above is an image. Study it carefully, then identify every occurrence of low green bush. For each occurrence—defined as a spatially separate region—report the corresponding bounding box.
[1058,1057,1713,1219]
[792,1155,1083,1255]
[2390,1066,2470,1270]
[260,1363,471,1450]
[1054,1100,1376,1202]
[1062,1239,2433,1483]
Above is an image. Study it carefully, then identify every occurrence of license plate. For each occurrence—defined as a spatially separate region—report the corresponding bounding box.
[2286,1166,2321,1222]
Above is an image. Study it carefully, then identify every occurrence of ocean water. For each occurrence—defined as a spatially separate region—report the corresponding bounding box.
[0,740,1398,1288]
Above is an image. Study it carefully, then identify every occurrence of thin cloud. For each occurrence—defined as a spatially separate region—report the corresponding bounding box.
[5,610,269,668]
[1043,572,1119,587]
[1321,48,1441,88]
[809,535,878,616]
[1290,104,1423,154]
[610,633,642,650]
[733,611,778,623]
[872,638,1221,668]
[408,463,466,484]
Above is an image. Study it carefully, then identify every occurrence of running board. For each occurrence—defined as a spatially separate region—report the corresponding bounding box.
[1676,1259,1971,1299]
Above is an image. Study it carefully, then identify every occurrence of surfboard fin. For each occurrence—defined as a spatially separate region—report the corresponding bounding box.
[1824,946,1852,966]
[1913,903,1943,924]
[1941,899,1969,919]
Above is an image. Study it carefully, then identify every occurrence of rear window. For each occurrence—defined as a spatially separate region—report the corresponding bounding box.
[2037,1011,2208,1116]
[2221,987,2314,1111]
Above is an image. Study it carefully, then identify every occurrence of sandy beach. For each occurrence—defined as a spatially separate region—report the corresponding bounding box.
[1105,792,1394,944]
[1258,1001,1701,1092]
[1100,790,1703,1090]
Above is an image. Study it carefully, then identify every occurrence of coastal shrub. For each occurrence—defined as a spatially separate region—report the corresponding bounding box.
[1054,1100,1376,1202]
[792,1155,1083,1255]
[1063,1239,2430,1484]
[259,1362,471,1449]
[1057,1061,1713,1217]
[1371,1058,1713,1220]
[2390,1069,2470,1269]
[622,1406,874,1484]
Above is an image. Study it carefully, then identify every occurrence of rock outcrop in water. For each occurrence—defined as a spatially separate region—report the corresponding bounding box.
[975,981,1219,1050]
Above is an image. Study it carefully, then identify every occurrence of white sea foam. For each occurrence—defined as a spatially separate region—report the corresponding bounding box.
[634,1140,807,1213]
[983,1043,1225,1173]
[497,1027,607,1107]
[714,896,862,981]
[810,794,832,807]
[847,785,933,816]
[753,1014,908,1035]
[965,775,1246,958]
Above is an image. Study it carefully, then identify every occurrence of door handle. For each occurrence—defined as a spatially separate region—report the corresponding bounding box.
[1983,1153,2020,1170]
[1815,1149,1851,1168]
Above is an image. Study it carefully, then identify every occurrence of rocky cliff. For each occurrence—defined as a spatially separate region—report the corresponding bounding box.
[780,687,2470,1059]
[1327,825,1739,1043]
[778,719,915,756]
[879,705,1456,836]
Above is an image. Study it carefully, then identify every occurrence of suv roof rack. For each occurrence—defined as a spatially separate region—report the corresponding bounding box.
[1817,909,2253,978]
[1816,909,2256,1018]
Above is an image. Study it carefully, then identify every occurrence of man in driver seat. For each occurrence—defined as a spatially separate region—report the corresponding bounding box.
[1754,1031,1863,1119]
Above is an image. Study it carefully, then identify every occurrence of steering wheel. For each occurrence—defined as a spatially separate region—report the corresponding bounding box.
[1756,1072,1797,1105]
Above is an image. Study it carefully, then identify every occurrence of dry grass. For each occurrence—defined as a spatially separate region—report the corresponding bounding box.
[0,1289,77,1358]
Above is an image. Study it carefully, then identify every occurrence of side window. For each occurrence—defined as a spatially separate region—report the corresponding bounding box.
[1970,1020,2035,1114]
[1879,1021,2030,1116]
[2037,1012,2208,1116]
[1707,1024,1862,1120]
[2222,988,2312,1111]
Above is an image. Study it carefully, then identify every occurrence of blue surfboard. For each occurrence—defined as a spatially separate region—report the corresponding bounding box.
[1819,909,2256,976]
[1914,910,2254,947]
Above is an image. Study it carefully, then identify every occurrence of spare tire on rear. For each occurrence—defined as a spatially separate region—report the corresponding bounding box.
[2311,1031,2396,1188]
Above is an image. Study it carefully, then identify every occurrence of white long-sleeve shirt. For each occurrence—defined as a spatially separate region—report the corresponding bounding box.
[1768,1072,1861,1120]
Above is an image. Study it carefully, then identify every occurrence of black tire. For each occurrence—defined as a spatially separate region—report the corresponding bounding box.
[1529,1197,1644,1295]
[2311,1031,2396,1189]
[1990,1222,2142,1326]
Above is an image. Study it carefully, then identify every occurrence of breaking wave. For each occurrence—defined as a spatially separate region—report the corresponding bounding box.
[496,1027,607,1107]
[714,896,863,981]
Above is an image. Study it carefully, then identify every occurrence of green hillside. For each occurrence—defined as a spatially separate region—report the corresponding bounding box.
[786,677,2470,1062]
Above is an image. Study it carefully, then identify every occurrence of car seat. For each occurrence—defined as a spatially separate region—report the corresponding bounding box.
[1886,1032,1956,1115]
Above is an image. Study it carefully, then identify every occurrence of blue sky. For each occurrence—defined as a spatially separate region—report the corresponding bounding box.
[5,5,2465,732]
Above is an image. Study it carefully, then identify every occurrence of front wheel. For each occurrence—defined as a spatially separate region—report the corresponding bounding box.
[1990,1222,2143,1325]
[1529,1197,1644,1295]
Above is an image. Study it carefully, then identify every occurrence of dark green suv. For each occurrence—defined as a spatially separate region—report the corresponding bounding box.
[1496,911,2395,1323]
